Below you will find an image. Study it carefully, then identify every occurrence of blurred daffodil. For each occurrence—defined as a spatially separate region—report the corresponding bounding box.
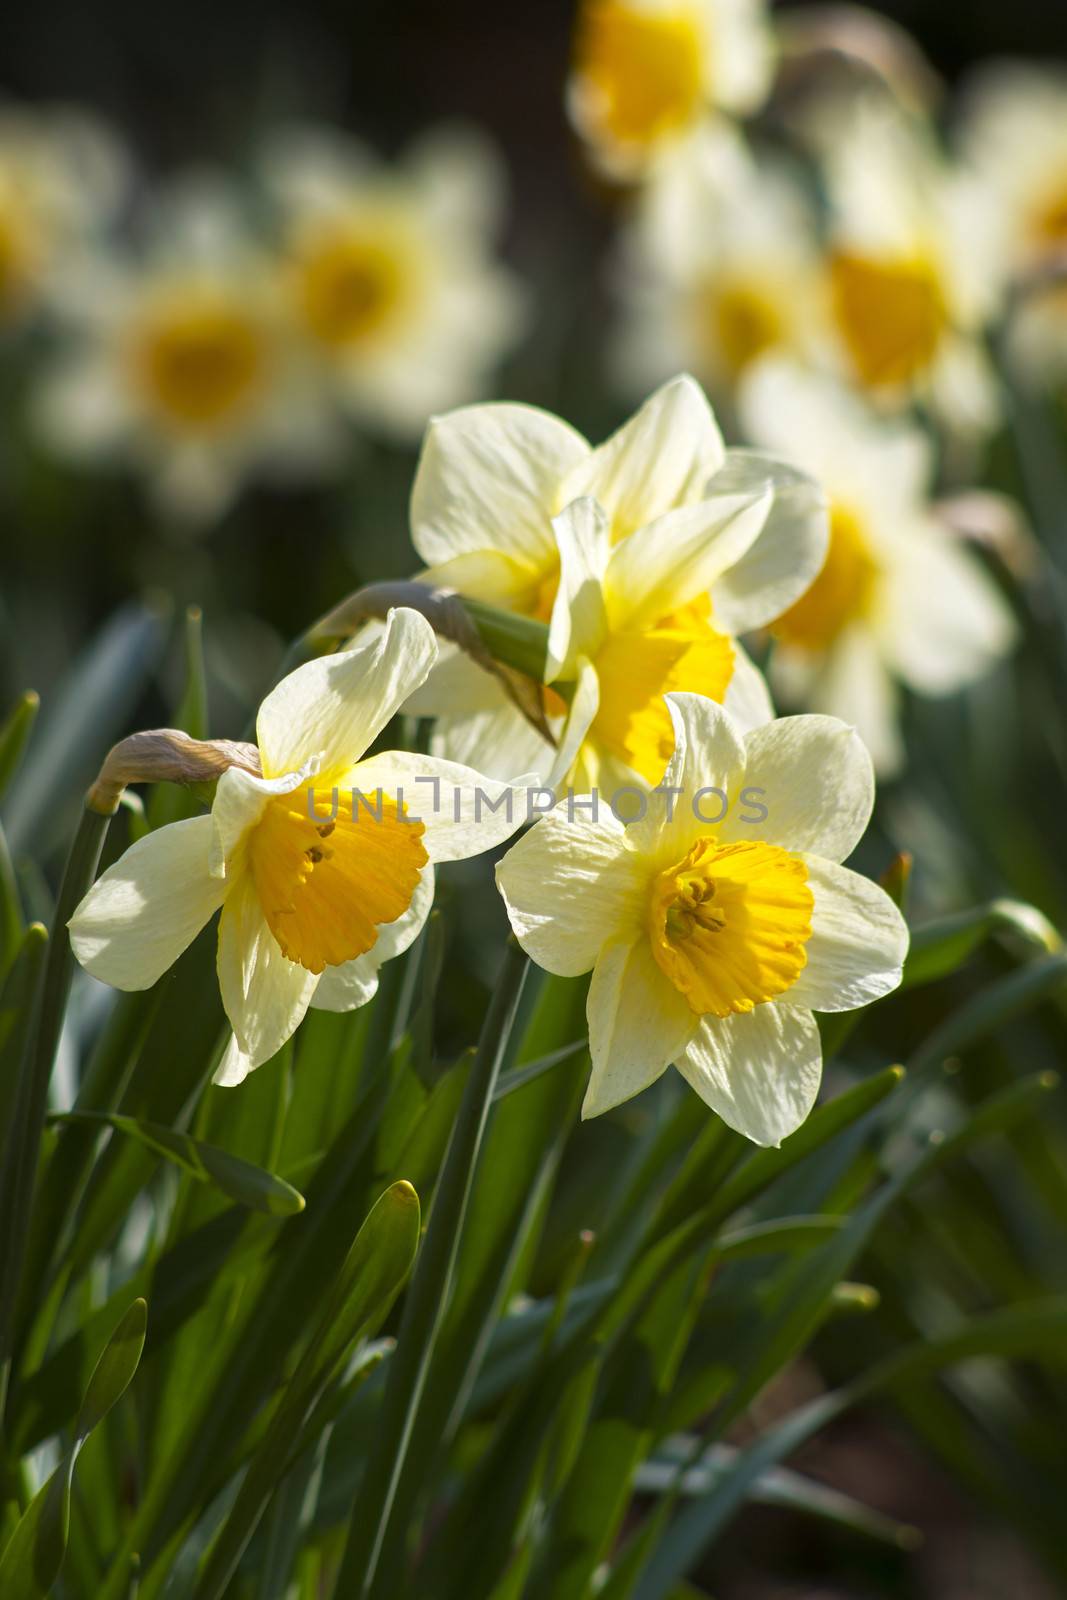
[408,374,827,789]
[497,693,907,1143]
[0,102,126,332]
[69,609,526,1085]
[567,0,773,179]
[34,177,339,522]
[741,362,1017,774]
[261,124,525,437]
[960,64,1067,384]
[814,91,1002,434]
[614,127,825,404]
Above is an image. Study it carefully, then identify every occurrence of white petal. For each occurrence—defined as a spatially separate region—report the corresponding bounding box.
[678,1004,823,1147]
[776,627,903,779]
[432,702,554,786]
[312,864,435,1012]
[68,816,225,990]
[628,692,747,861]
[547,656,600,792]
[603,487,771,633]
[496,804,644,977]
[402,644,507,718]
[417,549,547,612]
[255,608,438,781]
[584,938,697,1117]
[788,857,908,1012]
[882,531,1016,694]
[547,498,610,679]
[209,761,317,879]
[215,871,318,1075]
[560,375,725,541]
[708,451,830,634]
[343,751,530,861]
[721,715,874,863]
[722,642,775,733]
[409,401,588,568]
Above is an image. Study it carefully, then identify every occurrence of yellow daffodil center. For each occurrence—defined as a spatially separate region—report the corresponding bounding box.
[248,789,428,975]
[1032,183,1067,250]
[649,836,813,1016]
[773,503,879,651]
[295,225,409,350]
[829,249,948,388]
[705,277,786,379]
[131,292,267,429]
[575,0,705,151]
[591,596,734,783]
[0,204,34,323]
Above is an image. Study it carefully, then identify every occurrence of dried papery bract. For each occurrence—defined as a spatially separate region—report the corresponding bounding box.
[86,729,262,816]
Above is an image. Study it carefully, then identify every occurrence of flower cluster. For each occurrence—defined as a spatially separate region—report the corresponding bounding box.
[0,104,524,521]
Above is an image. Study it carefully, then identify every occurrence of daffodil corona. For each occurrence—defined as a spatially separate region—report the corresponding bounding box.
[69,610,526,1085]
[407,374,828,791]
[497,693,908,1144]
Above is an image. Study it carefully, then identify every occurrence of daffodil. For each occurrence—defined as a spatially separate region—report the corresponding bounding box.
[69,609,526,1086]
[33,176,339,523]
[497,692,907,1143]
[740,361,1016,774]
[567,0,773,179]
[407,374,827,790]
[812,90,1002,434]
[0,101,126,333]
[613,127,826,404]
[259,124,525,437]
[959,64,1067,384]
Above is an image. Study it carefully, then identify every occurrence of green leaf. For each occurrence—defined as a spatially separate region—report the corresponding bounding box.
[904,899,1062,989]
[0,1299,145,1599]
[0,691,39,805]
[907,953,1067,1075]
[48,1111,306,1216]
[191,1182,420,1600]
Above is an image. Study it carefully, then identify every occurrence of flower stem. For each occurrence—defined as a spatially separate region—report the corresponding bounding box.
[333,937,530,1599]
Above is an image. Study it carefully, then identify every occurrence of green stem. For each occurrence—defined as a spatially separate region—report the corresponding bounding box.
[0,805,110,1423]
[333,938,530,1599]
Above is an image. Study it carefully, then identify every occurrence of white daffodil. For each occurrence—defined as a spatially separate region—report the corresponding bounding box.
[0,101,126,334]
[69,609,526,1086]
[33,175,340,524]
[407,373,827,790]
[259,124,525,438]
[613,127,826,405]
[497,693,907,1144]
[740,361,1017,775]
[812,90,1003,434]
[567,0,773,180]
[958,63,1067,384]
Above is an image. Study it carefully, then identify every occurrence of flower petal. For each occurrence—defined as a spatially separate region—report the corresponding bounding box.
[678,1003,822,1146]
[255,607,438,781]
[344,751,531,860]
[215,870,318,1078]
[547,498,610,680]
[628,692,747,861]
[68,816,225,991]
[584,937,697,1117]
[210,761,316,879]
[410,400,589,568]
[496,803,644,977]
[720,715,874,863]
[882,529,1016,694]
[560,375,725,541]
[722,642,775,733]
[432,702,554,786]
[708,450,831,634]
[603,487,771,633]
[777,627,903,779]
[787,857,908,1012]
[312,864,435,1012]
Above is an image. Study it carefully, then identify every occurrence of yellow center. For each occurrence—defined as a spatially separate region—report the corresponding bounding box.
[773,503,879,652]
[131,295,267,429]
[574,0,705,151]
[1032,183,1067,250]
[295,227,408,350]
[591,596,735,783]
[248,789,428,974]
[649,836,813,1016]
[705,278,786,379]
[829,249,948,388]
